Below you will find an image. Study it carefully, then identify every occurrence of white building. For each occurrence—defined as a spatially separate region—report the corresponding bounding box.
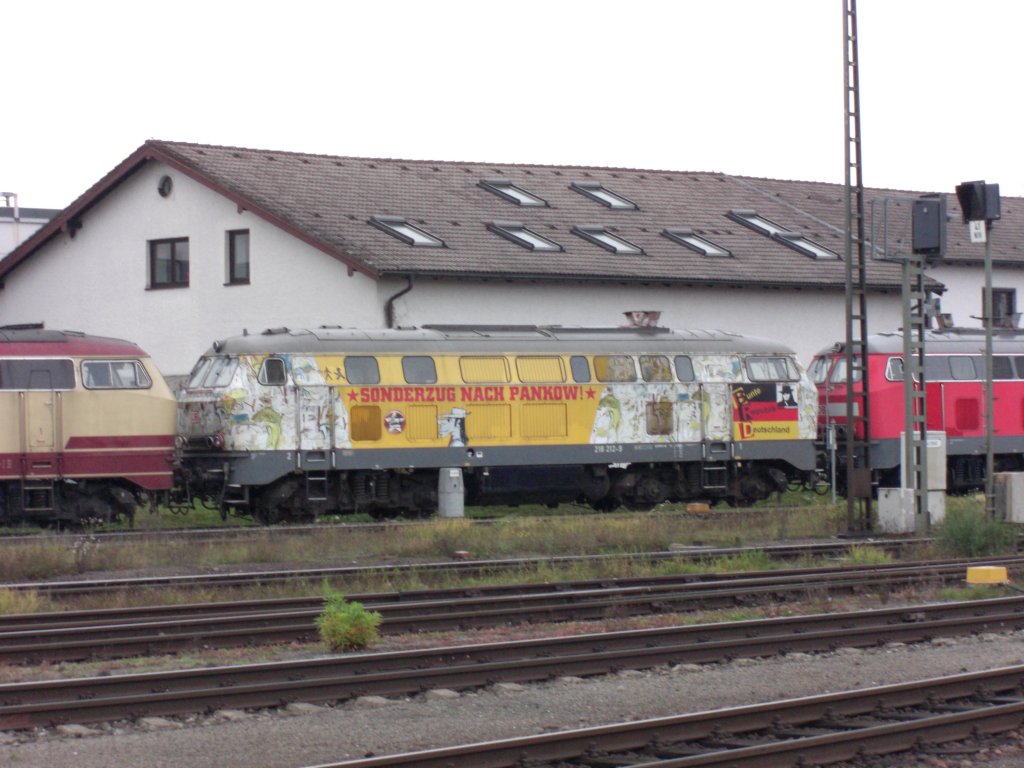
[1,141,1017,377]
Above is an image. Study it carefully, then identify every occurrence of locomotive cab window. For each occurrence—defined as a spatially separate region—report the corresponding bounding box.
[0,359,75,390]
[345,356,380,385]
[746,356,799,382]
[830,357,862,383]
[82,360,153,389]
[808,357,832,384]
[570,356,591,383]
[674,356,695,382]
[885,357,904,381]
[516,356,565,383]
[640,355,672,382]
[994,356,1015,380]
[402,356,437,384]
[258,357,287,386]
[594,355,637,382]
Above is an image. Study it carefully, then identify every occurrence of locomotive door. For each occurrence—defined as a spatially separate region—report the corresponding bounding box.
[296,385,334,454]
[23,390,56,451]
[699,382,732,457]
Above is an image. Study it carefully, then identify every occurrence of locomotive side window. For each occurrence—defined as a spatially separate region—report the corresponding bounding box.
[593,355,636,382]
[345,356,380,385]
[885,357,904,381]
[460,357,510,383]
[570,356,591,383]
[924,356,952,381]
[746,356,799,382]
[949,357,977,380]
[402,356,437,384]
[516,356,565,383]
[1015,357,1024,379]
[994,356,1015,380]
[830,358,862,383]
[640,355,672,382]
[258,357,287,386]
[82,360,153,389]
[0,359,75,390]
[674,356,695,382]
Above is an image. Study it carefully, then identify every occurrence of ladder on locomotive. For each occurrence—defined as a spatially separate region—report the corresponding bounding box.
[843,0,872,533]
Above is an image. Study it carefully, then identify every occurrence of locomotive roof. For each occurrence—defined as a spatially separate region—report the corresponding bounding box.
[203,325,796,356]
[818,327,1024,356]
[0,326,147,357]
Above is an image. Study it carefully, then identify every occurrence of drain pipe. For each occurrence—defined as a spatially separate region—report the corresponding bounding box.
[384,276,414,329]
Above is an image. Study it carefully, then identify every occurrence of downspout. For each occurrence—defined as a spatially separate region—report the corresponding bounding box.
[384,275,414,329]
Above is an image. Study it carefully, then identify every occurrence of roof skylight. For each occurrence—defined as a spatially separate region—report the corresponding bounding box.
[369,216,444,247]
[479,180,547,207]
[570,182,637,210]
[662,229,731,258]
[727,210,839,260]
[488,222,562,252]
[572,226,643,255]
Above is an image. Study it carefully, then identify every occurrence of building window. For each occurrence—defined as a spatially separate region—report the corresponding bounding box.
[570,182,637,210]
[572,226,643,255]
[227,230,250,285]
[479,180,547,207]
[662,228,731,258]
[487,222,562,252]
[993,288,1018,327]
[727,210,839,260]
[369,216,444,247]
[149,238,189,288]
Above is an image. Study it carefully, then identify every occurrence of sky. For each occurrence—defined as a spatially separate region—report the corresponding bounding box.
[5,0,1023,209]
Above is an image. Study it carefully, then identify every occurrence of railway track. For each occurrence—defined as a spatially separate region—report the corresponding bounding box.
[312,665,1024,768]
[0,538,932,597]
[1,555,1021,663]
[1,595,1022,731]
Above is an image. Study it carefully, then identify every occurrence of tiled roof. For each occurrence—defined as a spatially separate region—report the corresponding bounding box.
[4,140,1020,287]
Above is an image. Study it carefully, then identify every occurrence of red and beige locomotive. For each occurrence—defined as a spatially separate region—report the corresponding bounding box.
[0,325,178,525]
[810,327,1024,491]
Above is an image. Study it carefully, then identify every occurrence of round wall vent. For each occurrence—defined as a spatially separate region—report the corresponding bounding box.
[157,175,173,197]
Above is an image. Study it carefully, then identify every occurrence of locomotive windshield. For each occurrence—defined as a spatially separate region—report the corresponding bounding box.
[186,356,238,388]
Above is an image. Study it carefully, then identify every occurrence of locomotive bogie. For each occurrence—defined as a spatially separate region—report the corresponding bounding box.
[0,327,178,525]
[178,326,819,522]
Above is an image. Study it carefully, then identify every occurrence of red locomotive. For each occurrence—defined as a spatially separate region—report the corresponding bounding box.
[810,327,1024,491]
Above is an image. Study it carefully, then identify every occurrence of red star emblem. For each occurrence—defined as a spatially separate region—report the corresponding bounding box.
[586,388,596,399]
[347,390,359,402]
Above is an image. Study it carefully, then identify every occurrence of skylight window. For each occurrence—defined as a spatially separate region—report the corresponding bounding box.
[488,222,562,252]
[662,229,731,258]
[571,182,637,210]
[572,226,643,255]
[369,216,444,247]
[479,180,547,207]
[727,210,839,260]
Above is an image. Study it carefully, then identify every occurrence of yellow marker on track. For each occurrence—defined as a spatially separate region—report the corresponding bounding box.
[966,566,1009,585]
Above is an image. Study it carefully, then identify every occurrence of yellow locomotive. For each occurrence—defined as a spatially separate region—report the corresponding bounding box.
[178,325,819,522]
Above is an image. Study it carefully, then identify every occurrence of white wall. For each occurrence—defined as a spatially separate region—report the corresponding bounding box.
[0,163,381,376]
[929,263,1024,331]
[0,212,49,258]
[388,278,905,365]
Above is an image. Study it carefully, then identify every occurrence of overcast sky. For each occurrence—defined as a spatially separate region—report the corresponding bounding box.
[5,0,1022,209]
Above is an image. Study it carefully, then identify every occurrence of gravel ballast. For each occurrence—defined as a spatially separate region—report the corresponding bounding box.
[3,630,1024,768]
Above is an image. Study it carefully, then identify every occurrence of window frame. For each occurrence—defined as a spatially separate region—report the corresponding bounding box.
[81,359,153,390]
[0,358,76,391]
[662,228,731,258]
[368,216,445,247]
[572,226,644,255]
[487,222,562,252]
[402,356,437,384]
[727,210,839,260]
[227,229,250,286]
[345,356,381,385]
[570,182,637,210]
[674,355,696,382]
[148,237,190,289]
[992,287,1018,327]
[258,357,287,386]
[593,355,637,382]
[478,179,548,207]
[746,355,800,382]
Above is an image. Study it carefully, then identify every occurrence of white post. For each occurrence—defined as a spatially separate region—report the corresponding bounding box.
[437,468,465,518]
